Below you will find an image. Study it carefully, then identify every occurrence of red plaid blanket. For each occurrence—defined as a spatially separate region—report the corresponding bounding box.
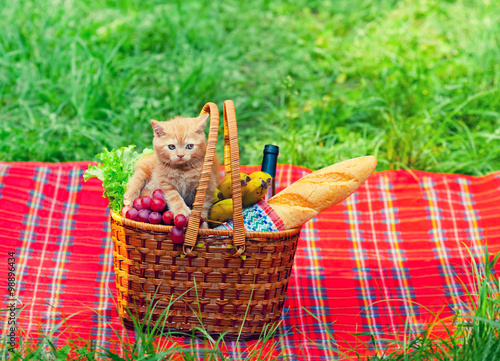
[1,162,499,359]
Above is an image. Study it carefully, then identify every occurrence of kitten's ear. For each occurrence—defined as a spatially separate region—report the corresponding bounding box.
[151,119,166,137]
[195,113,209,134]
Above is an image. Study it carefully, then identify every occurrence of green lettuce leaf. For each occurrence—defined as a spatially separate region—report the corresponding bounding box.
[83,145,153,213]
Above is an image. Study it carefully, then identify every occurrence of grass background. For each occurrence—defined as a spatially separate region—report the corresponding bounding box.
[2,1,500,358]
[1,0,499,174]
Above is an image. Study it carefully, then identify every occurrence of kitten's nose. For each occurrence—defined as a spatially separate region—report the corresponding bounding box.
[178,154,184,159]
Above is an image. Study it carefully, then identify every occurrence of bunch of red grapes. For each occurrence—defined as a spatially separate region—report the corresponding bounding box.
[120,189,187,244]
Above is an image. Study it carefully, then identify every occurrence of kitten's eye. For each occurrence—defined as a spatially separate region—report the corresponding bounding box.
[168,145,176,150]
[186,144,194,150]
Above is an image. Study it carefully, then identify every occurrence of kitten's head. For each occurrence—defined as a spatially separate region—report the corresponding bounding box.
[151,113,209,167]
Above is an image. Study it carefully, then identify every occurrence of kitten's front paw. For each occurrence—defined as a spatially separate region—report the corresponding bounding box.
[171,205,191,218]
[123,195,133,207]
[124,189,139,207]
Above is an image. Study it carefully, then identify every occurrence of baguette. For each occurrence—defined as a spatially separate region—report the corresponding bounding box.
[268,156,377,229]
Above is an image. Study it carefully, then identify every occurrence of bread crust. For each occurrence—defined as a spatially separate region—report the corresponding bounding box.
[268,156,377,229]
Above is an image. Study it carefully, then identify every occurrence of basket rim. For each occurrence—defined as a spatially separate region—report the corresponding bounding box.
[110,209,302,240]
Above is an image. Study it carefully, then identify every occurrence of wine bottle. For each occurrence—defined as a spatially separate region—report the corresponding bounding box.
[261,144,279,200]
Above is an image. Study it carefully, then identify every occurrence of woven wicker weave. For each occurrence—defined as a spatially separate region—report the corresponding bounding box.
[110,101,302,337]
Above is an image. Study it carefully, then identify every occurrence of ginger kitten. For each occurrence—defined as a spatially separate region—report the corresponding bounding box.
[124,113,219,226]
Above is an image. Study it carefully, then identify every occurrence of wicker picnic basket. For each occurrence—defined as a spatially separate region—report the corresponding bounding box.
[110,100,302,338]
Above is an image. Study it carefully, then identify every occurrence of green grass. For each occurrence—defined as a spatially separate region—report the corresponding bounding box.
[1,0,499,174]
[1,0,500,358]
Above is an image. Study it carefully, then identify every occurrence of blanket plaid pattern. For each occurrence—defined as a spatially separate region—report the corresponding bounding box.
[1,161,499,359]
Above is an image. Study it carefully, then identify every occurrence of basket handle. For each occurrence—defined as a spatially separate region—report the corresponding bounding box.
[184,102,220,255]
[183,101,246,257]
[222,100,246,256]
